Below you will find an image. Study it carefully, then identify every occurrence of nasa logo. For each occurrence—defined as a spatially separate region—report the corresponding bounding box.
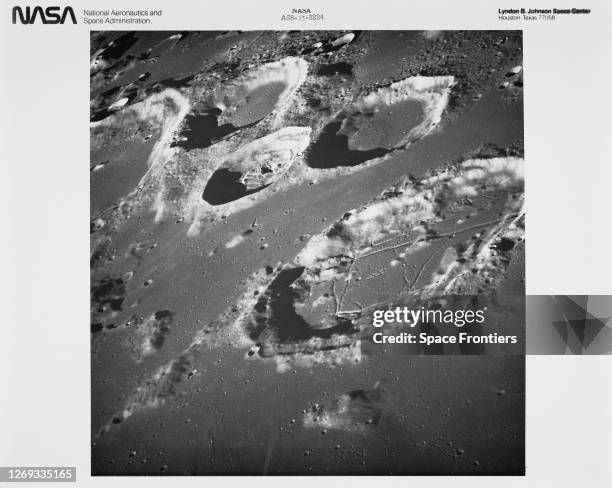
[12,6,77,24]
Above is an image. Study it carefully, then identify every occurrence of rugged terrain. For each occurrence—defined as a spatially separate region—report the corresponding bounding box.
[90,30,525,475]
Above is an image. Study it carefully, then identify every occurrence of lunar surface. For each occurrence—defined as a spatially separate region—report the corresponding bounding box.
[91,31,525,475]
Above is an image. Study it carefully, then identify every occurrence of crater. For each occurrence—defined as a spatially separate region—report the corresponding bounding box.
[305,118,391,169]
[202,168,267,205]
[171,108,240,151]
[347,98,424,151]
[305,75,453,168]
[96,32,138,64]
[304,384,383,433]
[247,267,358,354]
[201,126,311,205]
[216,57,309,127]
[224,81,288,127]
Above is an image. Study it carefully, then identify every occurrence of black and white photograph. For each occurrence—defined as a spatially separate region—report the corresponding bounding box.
[89,30,525,475]
[4,0,612,485]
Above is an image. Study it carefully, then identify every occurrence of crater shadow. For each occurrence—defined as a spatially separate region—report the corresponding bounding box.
[305,119,391,169]
[202,168,269,206]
